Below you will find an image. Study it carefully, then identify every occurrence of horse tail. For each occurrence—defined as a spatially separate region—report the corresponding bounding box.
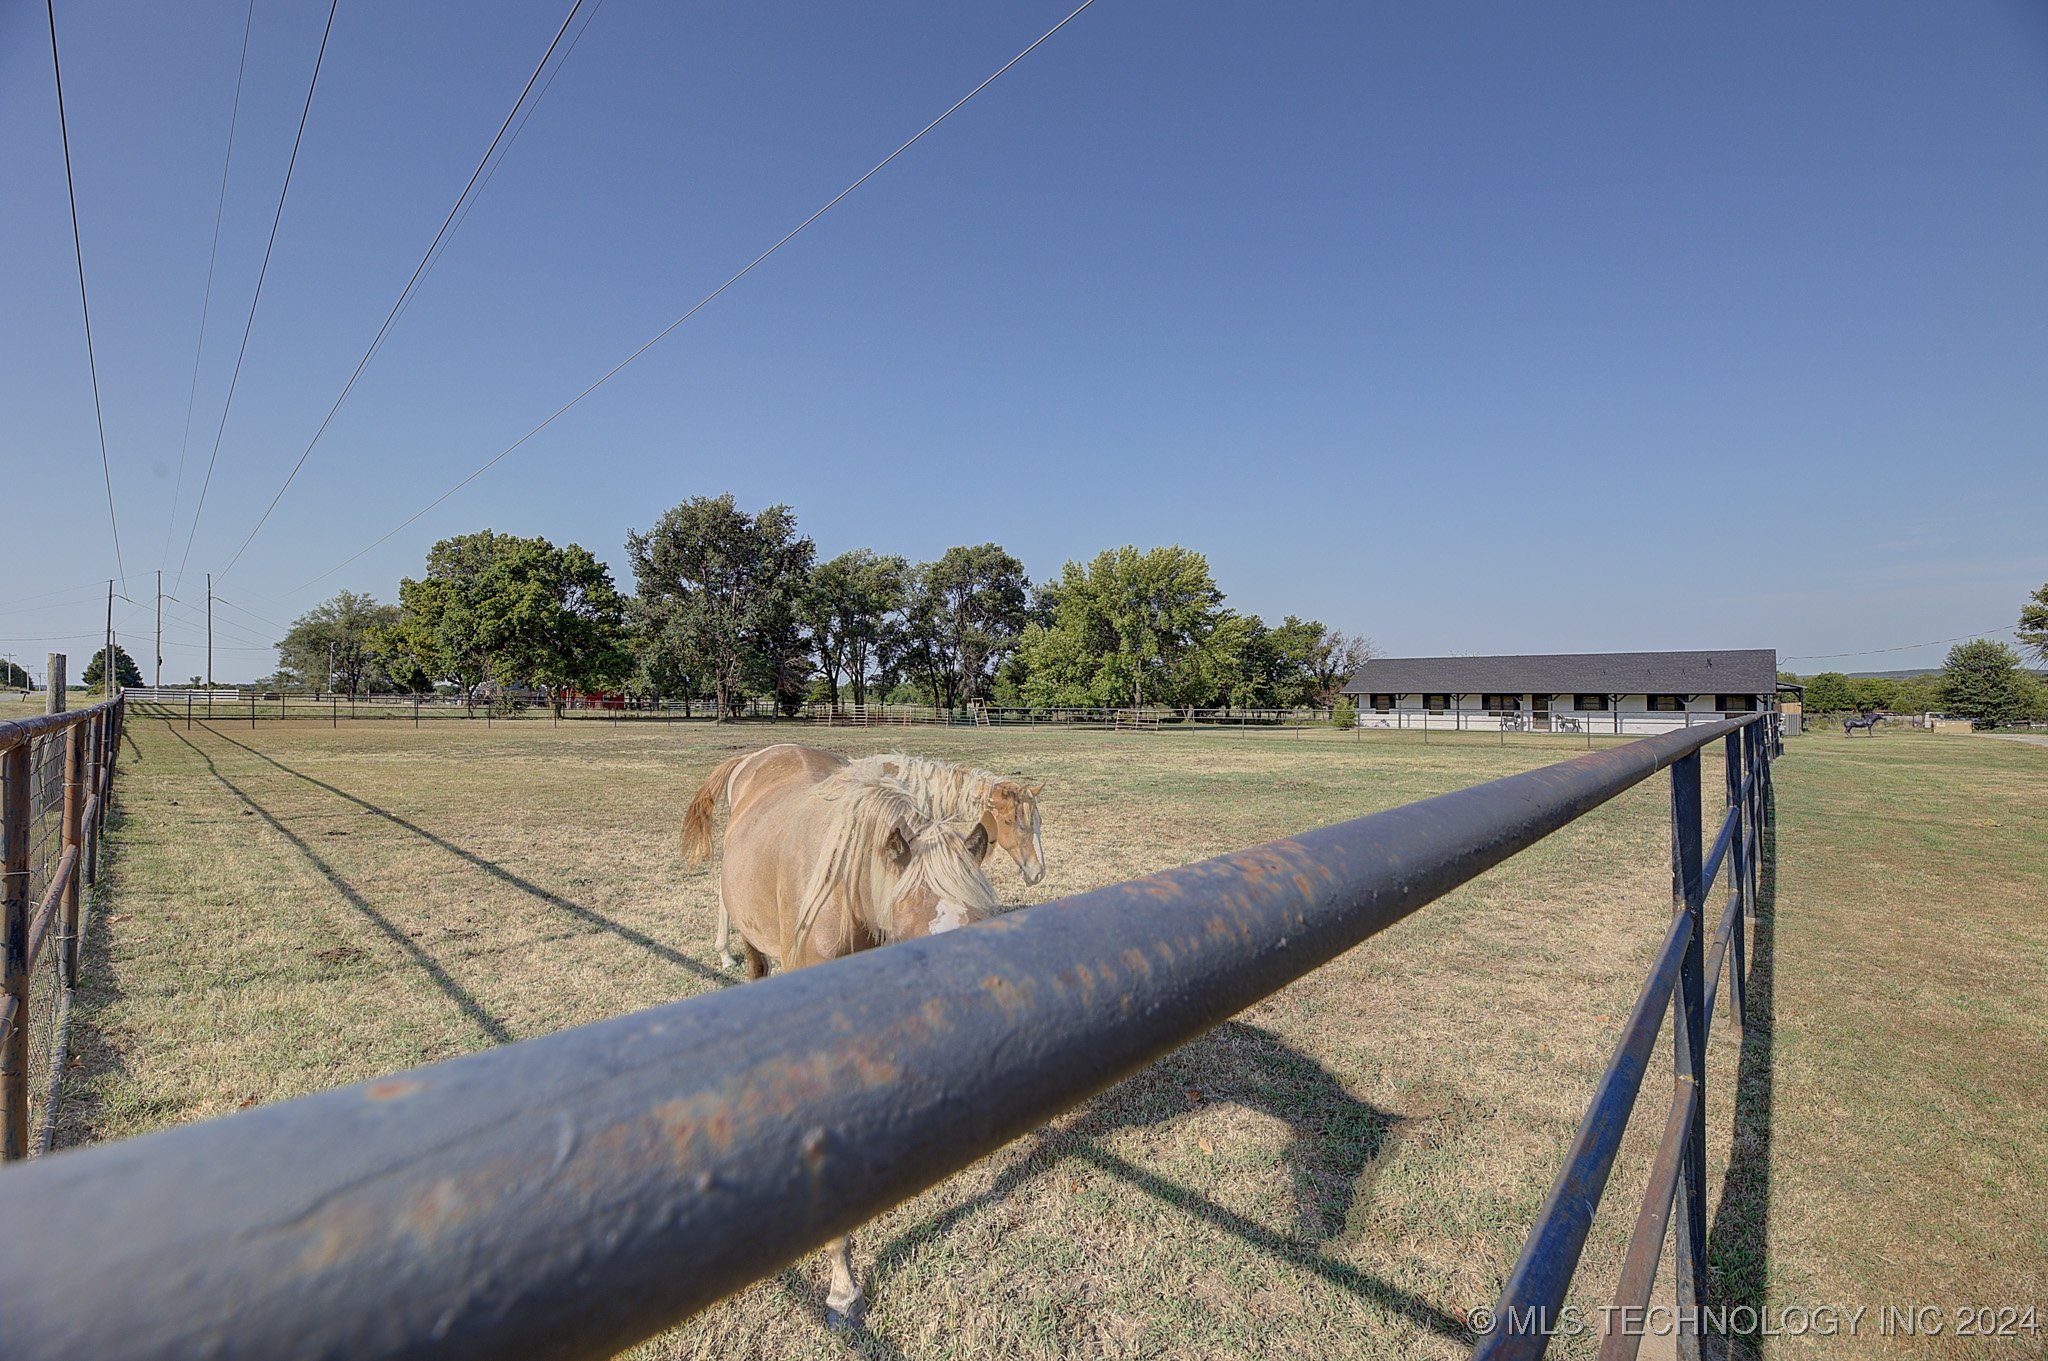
[681,752,751,867]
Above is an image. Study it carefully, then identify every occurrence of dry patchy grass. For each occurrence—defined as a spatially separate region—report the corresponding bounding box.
[50,718,2047,1358]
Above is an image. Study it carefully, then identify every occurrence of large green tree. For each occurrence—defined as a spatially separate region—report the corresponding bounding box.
[1267,615,1379,708]
[1011,545,1237,710]
[81,645,143,692]
[1939,639,2031,726]
[1800,672,1855,713]
[627,495,814,720]
[2018,583,2048,665]
[800,550,908,711]
[0,659,29,689]
[389,531,628,712]
[900,544,1028,711]
[277,590,397,697]
[483,538,631,711]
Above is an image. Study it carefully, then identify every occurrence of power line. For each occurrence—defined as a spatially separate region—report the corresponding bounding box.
[211,596,291,632]
[287,0,1099,597]
[172,0,342,597]
[213,0,594,583]
[390,0,606,336]
[162,598,270,647]
[0,585,106,617]
[46,0,127,590]
[1783,624,2016,663]
[160,0,258,580]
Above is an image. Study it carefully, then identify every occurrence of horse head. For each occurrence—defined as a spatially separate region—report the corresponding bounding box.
[880,805,999,939]
[984,780,1046,885]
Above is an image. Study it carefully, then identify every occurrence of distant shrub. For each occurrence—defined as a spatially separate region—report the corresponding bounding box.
[1331,698,1358,730]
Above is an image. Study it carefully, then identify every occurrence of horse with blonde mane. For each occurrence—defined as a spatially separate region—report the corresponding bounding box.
[708,747,1045,970]
[679,743,1002,1324]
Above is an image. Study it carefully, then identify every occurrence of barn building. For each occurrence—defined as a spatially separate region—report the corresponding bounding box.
[1341,649,1782,734]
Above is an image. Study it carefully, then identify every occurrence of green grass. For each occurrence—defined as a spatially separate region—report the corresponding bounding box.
[47,717,2048,1358]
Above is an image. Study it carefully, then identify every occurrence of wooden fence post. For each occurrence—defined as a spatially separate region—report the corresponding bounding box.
[2,742,30,1160]
[46,655,66,715]
[62,723,86,989]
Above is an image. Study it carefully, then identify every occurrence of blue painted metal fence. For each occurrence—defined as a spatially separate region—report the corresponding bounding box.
[0,712,1775,1359]
[1476,716,1776,1361]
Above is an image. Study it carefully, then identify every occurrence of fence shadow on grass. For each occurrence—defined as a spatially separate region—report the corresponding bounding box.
[196,725,731,990]
[1707,780,1776,1352]
[168,726,513,1046]
[854,1020,1469,1345]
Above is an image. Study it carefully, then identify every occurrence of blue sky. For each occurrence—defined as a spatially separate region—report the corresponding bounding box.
[4,0,2044,684]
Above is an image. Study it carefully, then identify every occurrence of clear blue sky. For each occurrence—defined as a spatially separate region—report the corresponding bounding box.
[5,0,2045,684]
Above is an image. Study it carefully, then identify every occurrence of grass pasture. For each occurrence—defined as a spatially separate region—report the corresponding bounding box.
[47,717,2048,1358]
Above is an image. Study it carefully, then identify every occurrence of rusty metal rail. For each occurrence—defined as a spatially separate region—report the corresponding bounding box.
[0,712,1769,1360]
[1,692,126,1161]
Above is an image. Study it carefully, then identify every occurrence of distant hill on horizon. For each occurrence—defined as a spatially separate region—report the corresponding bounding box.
[1834,667,2046,681]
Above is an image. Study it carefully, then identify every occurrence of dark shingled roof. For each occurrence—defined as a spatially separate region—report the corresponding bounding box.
[1342,649,1779,697]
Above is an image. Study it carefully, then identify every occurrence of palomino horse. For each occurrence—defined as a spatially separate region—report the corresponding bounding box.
[680,743,1002,1323]
[710,746,1045,969]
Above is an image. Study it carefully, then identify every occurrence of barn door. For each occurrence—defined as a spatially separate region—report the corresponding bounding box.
[1532,694,1552,732]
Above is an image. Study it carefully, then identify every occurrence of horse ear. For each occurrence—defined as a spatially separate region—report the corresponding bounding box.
[1026,782,1043,798]
[965,821,990,858]
[885,823,914,867]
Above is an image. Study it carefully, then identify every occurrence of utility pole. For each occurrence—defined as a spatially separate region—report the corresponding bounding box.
[155,569,163,690]
[206,573,214,690]
[104,579,114,700]
[327,639,335,700]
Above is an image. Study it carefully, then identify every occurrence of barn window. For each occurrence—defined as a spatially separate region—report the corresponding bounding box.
[1573,694,1609,711]
[1482,693,1520,713]
[1715,694,1758,712]
[1647,695,1686,712]
[1423,693,1450,713]
[1370,693,1395,712]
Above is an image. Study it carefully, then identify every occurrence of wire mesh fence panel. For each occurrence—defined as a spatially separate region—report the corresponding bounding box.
[21,729,68,1154]
[1,697,121,1161]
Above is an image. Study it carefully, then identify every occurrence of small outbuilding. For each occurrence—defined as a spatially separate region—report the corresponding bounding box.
[1341,649,1782,734]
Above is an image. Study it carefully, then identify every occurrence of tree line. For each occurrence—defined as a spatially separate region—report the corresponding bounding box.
[1784,581,2048,728]
[267,494,1375,717]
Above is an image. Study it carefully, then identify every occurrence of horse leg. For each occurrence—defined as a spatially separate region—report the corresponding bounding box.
[716,890,739,972]
[823,1232,862,1326]
[741,938,769,981]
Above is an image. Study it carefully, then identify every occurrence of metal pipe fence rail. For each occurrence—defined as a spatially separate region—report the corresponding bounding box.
[0,715,1771,1360]
[1476,714,1773,1361]
[0,693,126,1161]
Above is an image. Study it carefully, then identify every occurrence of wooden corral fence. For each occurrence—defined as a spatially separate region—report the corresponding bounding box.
[0,713,1777,1360]
[0,692,125,1161]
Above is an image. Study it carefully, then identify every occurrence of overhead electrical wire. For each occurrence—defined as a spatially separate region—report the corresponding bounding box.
[171,0,342,597]
[212,0,595,583]
[211,596,291,632]
[160,0,258,579]
[1783,624,2018,663]
[162,598,272,648]
[45,0,128,590]
[0,586,107,617]
[283,0,1100,598]
[393,0,607,336]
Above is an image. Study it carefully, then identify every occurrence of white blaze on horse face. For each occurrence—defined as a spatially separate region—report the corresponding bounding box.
[930,900,971,933]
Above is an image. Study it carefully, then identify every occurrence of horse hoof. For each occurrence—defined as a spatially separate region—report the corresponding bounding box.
[719,953,740,972]
[825,1290,864,1329]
